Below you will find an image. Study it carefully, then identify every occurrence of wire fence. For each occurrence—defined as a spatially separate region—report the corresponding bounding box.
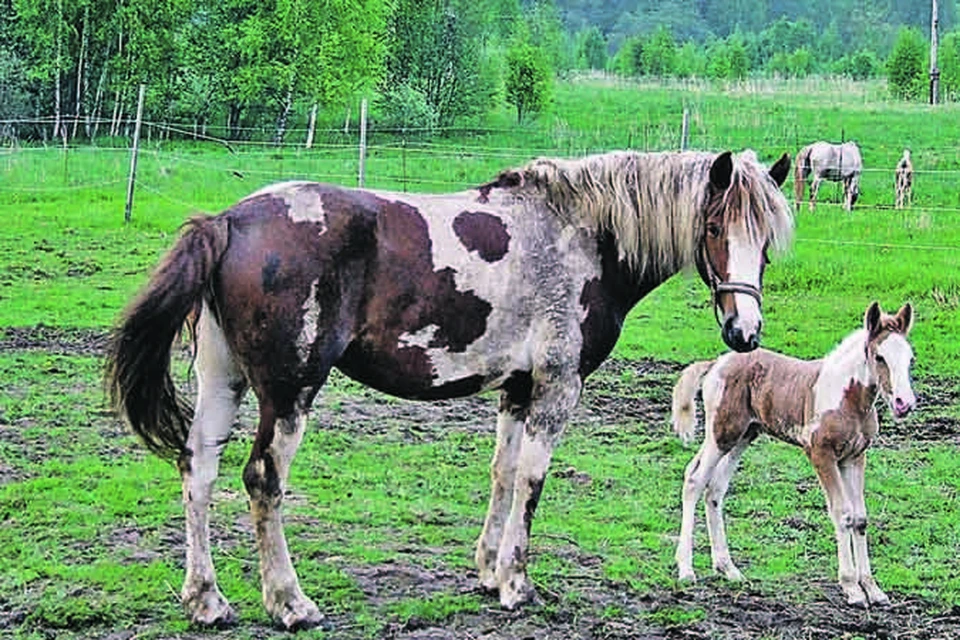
[1,114,959,256]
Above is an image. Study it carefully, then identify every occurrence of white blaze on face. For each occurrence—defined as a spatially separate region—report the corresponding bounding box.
[724,224,764,340]
[877,333,916,415]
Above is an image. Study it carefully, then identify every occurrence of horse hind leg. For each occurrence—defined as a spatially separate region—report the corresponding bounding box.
[476,377,530,591]
[243,393,323,630]
[704,427,757,581]
[809,177,823,212]
[181,306,246,626]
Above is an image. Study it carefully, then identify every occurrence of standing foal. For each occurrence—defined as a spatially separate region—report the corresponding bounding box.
[673,302,916,607]
[895,149,913,209]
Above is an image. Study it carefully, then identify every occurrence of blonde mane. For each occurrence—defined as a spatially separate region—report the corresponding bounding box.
[502,150,794,278]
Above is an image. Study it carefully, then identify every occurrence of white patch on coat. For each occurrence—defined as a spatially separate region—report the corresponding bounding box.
[876,333,916,411]
[377,188,601,390]
[813,329,871,415]
[724,224,763,341]
[295,279,320,365]
[399,325,439,349]
[245,181,328,229]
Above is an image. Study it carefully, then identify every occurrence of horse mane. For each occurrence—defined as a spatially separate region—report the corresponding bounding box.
[487,150,793,278]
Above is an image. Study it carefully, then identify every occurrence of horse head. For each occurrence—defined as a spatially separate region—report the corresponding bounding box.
[864,301,916,419]
[697,151,791,352]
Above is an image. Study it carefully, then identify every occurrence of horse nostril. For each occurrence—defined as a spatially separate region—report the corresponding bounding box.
[747,334,760,351]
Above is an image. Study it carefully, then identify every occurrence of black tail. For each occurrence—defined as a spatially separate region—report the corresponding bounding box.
[105,215,230,459]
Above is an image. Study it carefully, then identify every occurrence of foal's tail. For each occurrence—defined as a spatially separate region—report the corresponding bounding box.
[105,215,231,459]
[793,146,812,209]
[671,360,715,446]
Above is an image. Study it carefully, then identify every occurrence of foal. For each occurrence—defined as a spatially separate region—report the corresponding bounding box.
[673,302,916,607]
[895,149,913,209]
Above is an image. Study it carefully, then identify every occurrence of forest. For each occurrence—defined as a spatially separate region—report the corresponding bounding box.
[0,0,958,142]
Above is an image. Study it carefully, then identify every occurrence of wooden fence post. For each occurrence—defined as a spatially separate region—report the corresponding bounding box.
[358,98,367,188]
[124,83,145,223]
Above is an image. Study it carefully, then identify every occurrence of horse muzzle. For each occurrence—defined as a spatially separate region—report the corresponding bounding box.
[722,314,761,353]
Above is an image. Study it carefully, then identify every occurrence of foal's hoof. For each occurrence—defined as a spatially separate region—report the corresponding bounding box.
[842,584,869,609]
[183,589,237,628]
[677,568,697,584]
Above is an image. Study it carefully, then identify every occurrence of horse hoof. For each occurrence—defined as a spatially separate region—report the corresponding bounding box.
[677,569,697,584]
[184,590,237,628]
[722,567,744,582]
[276,598,324,631]
[499,578,538,610]
[868,591,891,608]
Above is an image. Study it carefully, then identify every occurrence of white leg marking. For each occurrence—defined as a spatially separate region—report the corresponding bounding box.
[476,402,524,590]
[705,440,750,582]
[182,307,243,626]
[841,456,889,606]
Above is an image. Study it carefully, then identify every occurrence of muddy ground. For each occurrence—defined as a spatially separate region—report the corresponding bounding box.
[4,325,960,639]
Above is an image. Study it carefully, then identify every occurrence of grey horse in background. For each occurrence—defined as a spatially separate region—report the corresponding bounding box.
[794,141,863,212]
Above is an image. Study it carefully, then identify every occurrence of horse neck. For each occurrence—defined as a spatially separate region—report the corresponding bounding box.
[816,328,878,412]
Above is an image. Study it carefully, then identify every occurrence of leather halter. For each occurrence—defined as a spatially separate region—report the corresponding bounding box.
[698,238,763,328]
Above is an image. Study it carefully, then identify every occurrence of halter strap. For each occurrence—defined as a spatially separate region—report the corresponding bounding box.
[700,240,763,328]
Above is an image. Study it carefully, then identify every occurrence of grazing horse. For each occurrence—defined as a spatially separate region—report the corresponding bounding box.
[106,149,793,629]
[673,302,916,607]
[895,149,913,209]
[794,141,863,212]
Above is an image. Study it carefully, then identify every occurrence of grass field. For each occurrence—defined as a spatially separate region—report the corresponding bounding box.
[2,78,960,639]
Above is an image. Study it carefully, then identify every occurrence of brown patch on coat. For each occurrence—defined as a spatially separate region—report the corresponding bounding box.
[335,197,492,399]
[808,380,878,462]
[710,351,822,451]
[452,211,510,262]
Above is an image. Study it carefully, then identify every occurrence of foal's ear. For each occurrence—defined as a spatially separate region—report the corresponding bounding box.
[894,303,914,334]
[709,151,734,191]
[769,153,790,187]
[864,301,882,336]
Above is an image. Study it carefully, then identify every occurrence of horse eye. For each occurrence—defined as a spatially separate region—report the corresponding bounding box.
[876,355,886,365]
[707,224,722,239]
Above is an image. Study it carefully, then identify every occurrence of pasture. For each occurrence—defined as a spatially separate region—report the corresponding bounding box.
[2,78,960,639]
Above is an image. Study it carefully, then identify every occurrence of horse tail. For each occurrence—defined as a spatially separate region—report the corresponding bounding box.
[793,146,811,209]
[671,360,715,445]
[105,215,231,459]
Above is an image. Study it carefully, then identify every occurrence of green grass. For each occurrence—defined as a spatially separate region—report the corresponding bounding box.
[2,77,960,637]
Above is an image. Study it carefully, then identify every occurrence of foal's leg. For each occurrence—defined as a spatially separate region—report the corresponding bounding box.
[809,444,865,606]
[676,428,728,582]
[704,432,756,581]
[841,454,889,606]
[476,387,529,590]
[494,370,581,609]
[181,309,245,626]
[243,399,322,629]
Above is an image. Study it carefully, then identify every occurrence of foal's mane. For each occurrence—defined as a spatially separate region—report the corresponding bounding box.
[490,150,793,277]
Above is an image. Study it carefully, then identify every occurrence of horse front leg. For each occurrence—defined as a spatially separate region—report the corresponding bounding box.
[704,433,755,581]
[476,387,528,590]
[181,309,244,627]
[809,177,822,212]
[495,369,581,609]
[809,444,865,606]
[676,428,728,582]
[243,403,322,630]
[841,454,889,606]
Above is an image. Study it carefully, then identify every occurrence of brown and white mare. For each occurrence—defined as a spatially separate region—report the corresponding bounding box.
[672,302,916,607]
[895,149,913,209]
[106,149,793,629]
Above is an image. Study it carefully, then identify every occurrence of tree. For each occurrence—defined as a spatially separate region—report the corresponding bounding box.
[504,24,551,123]
[886,27,926,100]
[939,30,960,100]
[642,26,676,77]
[384,0,498,127]
[575,26,607,70]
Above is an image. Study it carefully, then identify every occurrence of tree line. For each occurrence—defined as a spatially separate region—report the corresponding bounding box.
[0,0,957,144]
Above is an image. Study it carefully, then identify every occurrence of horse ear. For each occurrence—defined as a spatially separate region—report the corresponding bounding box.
[864,301,882,336]
[769,153,790,187]
[709,151,734,191]
[895,303,914,334]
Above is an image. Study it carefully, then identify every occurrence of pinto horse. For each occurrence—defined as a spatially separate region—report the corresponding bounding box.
[106,149,792,629]
[673,301,916,607]
[794,141,863,212]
